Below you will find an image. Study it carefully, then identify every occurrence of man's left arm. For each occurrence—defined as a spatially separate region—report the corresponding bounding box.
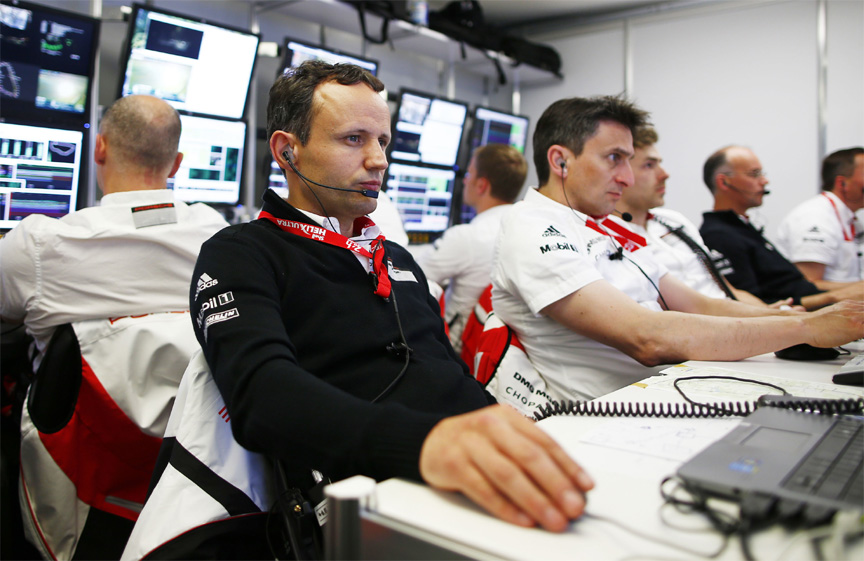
[793,261,854,291]
[658,274,798,318]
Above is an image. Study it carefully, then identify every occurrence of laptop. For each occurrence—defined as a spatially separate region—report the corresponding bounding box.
[677,407,863,516]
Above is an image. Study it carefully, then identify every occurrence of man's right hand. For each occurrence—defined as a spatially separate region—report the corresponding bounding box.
[419,404,594,532]
[805,299,864,348]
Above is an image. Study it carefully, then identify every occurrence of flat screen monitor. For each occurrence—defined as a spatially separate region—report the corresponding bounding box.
[389,89,468,169]
[168,114,245,205]
[468,106,530,154]
[0,121,84,230]
[384,162,456,235]
[118,3,260,120]
[0,0,100,124]
[282,37,378,75]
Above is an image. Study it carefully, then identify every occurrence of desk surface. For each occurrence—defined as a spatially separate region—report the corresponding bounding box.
[344,350,864,561]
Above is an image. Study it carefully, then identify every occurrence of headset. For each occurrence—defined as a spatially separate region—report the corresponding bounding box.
[558,156,669,308]
[282,150,379,199]
[723,178,771,196]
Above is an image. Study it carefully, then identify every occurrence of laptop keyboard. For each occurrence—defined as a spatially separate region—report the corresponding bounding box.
[781,417,863,505]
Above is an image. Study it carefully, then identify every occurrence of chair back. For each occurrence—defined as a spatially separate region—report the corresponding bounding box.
[473,311,552,418]
[459,284,494,375]
[19,311,199,560]
[121,349,276,560]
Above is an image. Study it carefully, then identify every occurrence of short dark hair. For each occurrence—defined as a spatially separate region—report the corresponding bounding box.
[473,144,527,203]
[703,146,733,194]
[633,126,658,150]
[532,95,650,185]
[266,60,385,145]
[821,147,864,191]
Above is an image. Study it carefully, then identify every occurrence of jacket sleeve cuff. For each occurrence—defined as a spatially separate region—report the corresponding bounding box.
[363,407,448,483]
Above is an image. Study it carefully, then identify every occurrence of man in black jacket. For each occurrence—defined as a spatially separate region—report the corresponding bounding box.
[191,61,593,534]
[700,145,863,310]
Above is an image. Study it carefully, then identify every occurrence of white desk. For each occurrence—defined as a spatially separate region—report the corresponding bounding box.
[326,350,864,560]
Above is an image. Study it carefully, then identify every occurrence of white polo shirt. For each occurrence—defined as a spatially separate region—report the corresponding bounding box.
[611,208,728,300]
[775,191,863,282]
[492,188,668,401]
[0,189,228,360]
[418,204,511,349]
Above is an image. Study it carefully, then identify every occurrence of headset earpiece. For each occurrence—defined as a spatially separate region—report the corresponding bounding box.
[282,150,293,163]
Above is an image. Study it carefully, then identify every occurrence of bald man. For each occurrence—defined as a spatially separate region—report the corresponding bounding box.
[699,145,863,310]
[0,95,228,365]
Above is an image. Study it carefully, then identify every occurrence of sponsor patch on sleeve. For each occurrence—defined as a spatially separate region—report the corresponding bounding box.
[202,308,239,341]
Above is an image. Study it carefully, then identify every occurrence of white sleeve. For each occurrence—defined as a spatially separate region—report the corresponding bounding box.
[0,219,42,321]
[494,213,602,315]
[416,225,474,286]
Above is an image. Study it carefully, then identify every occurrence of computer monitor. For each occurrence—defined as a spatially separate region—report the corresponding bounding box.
[118,3,260,120]
[468,106,530,154]
[168,114,245,205]
[384,162,456,241]
[389,89,468,169]
[0,0,100,124]
[0,121,84,230]
[282,37,378,75]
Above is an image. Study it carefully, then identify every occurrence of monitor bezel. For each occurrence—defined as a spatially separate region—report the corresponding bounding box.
[280,35,379,76]
[388,87,469,170]
[116,2,261,121]
[169,113,247,207]
[382,160,458,239]
[0,118,89,231]
[0,0,101,127]
[467,105,531,155]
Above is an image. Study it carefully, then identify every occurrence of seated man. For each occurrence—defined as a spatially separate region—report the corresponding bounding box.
[190,61,593,535]
[418,143,527,349]
[776,147,864,287]
[700,145,863,309]
[491,95,862,402]
[0,95,228,366]
[612,126,778,307]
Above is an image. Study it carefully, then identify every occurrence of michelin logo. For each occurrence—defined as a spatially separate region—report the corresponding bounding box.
[196,291,235,328]
[195,273,219,301]
[203,308,239,340]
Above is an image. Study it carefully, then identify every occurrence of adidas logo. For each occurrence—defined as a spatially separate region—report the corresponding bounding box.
[807,226,820,233]
[542,225,565,237]
[195,273,219,300]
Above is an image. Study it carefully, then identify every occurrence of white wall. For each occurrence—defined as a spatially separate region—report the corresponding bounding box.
[522,0,864,239]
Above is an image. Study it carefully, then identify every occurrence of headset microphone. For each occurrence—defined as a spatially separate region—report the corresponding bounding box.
[723,180,770,197]
[281,151,379,199]
[613,209,633,222]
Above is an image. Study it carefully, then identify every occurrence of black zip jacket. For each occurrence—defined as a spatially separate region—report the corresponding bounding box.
[190,190,493,487]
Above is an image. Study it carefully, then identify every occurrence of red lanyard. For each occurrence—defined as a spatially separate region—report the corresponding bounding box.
[584,216,648,253]
[259,211,392,299]
[821,193,855,242]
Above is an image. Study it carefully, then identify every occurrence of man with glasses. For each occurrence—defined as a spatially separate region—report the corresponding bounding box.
[700,145,863,309]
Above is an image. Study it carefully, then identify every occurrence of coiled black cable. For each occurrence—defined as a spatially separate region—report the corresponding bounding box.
[533,396,864,422]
